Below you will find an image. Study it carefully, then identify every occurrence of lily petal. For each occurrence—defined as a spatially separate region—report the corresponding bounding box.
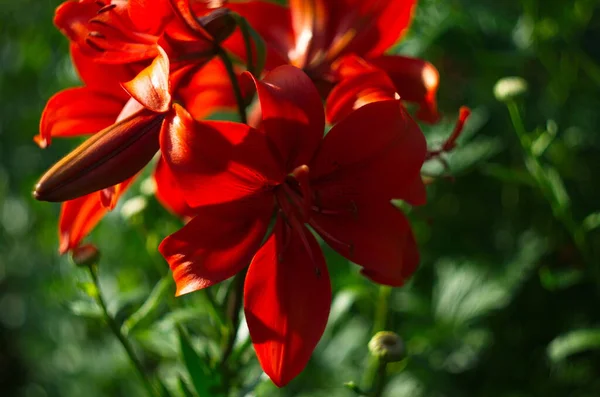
[244,65,324,171]
[160,104,282,208]
[368,55,440,123]
[128,0,174,35]
[153,157,195,219]
[325,0,417,60]
[224,0,293,70]
[159,196,273,296]
[58,176,135,254]
[310,201,419,286]
[244,218,331,387]
[36,87,126,148]
[312,100,427,203]
[122,46,171,113]
[327,55,398,124]
[178,58,238,120]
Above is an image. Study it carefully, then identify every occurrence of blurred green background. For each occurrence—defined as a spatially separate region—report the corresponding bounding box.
[2,0,600,396]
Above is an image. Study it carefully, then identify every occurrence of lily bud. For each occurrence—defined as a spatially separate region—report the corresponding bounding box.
[368,331,404,363]
[70,243,100,267]
[198,8,237,43]
[34,110,164,202]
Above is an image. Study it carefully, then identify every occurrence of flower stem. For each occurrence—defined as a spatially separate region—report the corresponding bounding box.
[217,47,247,124]
[219,271,246,389]
[506,101,597,281]
[364,286,392,396]
[88,266,157,397]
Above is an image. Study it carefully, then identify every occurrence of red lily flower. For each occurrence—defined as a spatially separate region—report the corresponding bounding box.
[226,0,440,122]
[159,65,426,386]
[35,2,239,252]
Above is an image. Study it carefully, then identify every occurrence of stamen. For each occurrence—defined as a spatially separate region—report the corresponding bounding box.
[85,38,106,52]
[97,3,117,14]
[309,218,353,253]
[88,31,106,38]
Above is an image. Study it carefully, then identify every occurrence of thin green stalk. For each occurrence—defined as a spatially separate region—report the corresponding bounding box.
[220,272,246,367]
[506,101,597,280]
[88,266,157,397]
[363,286,392,396]
[217,47,247,124]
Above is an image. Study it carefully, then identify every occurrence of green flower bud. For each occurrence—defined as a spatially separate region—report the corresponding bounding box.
[368,331,404,363]
[494,77,528,102]
[70,244,100,268]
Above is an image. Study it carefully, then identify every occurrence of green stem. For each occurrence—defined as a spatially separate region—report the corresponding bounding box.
[217,47,247,124]
[363,286,392,396]
[219,271,246,391]
[506,101,597,280]
[88,266,157,397]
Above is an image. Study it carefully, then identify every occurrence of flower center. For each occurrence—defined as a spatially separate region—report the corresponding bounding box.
[275,165,313,224]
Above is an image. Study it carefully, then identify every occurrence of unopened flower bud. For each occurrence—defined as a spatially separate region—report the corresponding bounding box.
[494,77,528,102]
[198,8,237,43]
[368,331,404,363]
[71,244,100,267]
[34,110,163,202]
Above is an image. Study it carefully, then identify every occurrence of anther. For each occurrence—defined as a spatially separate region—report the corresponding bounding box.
[97,3,117,14]
[85,38,106,52]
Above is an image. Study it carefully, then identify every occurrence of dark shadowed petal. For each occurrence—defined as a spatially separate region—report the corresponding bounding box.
[327,55,398,124]
[324,0,417,60]
[153,157,196,219]
[58,176,135,254]
[159,196,273,296]
[244,65,324,171]
[310,201,419,286]
[122,46,171,113]
[312,100,427,203]
[368,55,440,123]
[160,104,283,208]
[244,217,331,387]
[36,87,126,148]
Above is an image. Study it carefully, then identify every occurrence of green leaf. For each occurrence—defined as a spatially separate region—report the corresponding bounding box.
[122,276,173,335]
[67,300,102,319]
[548,328,600,362]
[178,377,196,397]
[76,281,98,299]
[531,120,557,157]
[582,212,600,232]
[178,328,222,397]
[157,378,174,397]
[481,163,536,186]
[545,166,570,210]
[539,266,584,291]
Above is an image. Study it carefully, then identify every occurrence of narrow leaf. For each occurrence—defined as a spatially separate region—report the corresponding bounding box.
[583,212,600,232]
[178,377,196,397]
[122,275,173,335]
[548,328,600,362]
[178,328,221,397]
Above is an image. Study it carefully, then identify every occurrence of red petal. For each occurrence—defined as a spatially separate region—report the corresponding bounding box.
[287,0,327,68]
[122,46,171,113]
[244,218,331,387]
[312,100,427,203]
[128,0,174,35]
[310,201,419,286]
[224,1,293,70]
[324,0,416,60]
[159,197,273,296]
[54,0,99,43]
[244,65,324,171]
[35,110,163,202]
[58,176,134,254]
[70,44,138,95]
[160,104,283,207]
[368,55,440,123]
[153,157,196,218]
[178,58,238,120]
[36,87,125,148]
[327,55,398,124]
